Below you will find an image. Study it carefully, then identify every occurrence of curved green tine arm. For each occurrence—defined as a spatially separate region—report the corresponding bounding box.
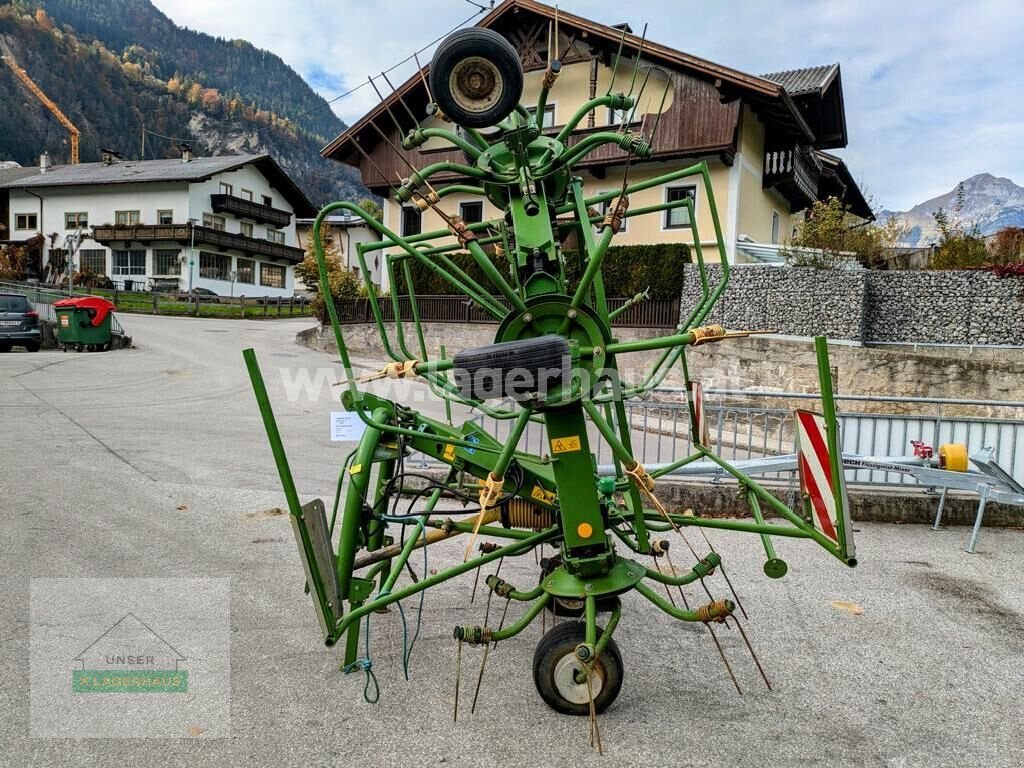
[634,581,733,623]
[403,128,482,160]
[556,93,634,143]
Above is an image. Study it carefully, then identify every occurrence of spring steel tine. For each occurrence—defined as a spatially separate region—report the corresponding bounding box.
[706,622,742,695]
[470,565,482,604]
[350,137,404,198]
[664,549,691,608]
[413,51,434,104]
[367,75,406,136]
[586,666,603,754]
[652,556,677,607]
[624,23,648,103]
[482,557,503,627]
[734,616,772,691]
[470,642,490,714]
[492,597,511,649]
[605,24,628,96]
[453,637,463,722]
[696,528,749,620]
[381,70,420,127]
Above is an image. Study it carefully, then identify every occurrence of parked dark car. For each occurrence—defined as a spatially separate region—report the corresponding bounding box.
[0,293,42,352]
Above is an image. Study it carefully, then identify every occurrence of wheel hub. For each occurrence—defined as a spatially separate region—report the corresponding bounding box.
[553,653,603,705]
[450,57,503,114]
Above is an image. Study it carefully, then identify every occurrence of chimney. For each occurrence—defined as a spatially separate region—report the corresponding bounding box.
[39,152,50,173]
[100,148,124,165]
[180,142,193,163]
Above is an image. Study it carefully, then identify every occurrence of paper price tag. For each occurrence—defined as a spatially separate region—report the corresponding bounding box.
[330,411,367,442]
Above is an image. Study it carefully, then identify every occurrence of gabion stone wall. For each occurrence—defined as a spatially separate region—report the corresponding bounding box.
[679,265,1024,345]
[864,271,1024,345]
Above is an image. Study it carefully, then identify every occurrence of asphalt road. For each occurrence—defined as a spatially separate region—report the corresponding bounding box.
[2,314,1023,767]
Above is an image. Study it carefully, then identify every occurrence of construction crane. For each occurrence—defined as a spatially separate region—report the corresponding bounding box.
[2,54,80,163]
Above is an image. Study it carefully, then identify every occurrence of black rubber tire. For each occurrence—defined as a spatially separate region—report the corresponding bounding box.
[533,622,623,716]
[0,342,11,353]
[429,28,523,128]
[25,341,40,352]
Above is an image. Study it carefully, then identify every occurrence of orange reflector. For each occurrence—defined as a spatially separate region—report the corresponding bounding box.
[577,522,593,539]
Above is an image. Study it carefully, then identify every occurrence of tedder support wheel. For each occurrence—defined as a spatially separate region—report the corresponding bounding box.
[429,27,524,128]
[533,622,623,716]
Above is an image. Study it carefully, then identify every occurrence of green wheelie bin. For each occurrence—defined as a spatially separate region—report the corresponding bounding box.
[53,296,116,352]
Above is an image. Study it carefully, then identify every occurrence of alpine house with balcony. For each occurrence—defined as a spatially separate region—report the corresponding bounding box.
[0,151,315,296]
[322,0,872,273]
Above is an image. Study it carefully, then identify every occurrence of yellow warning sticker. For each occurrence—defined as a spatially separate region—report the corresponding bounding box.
[442,444,456,461]
[349,463,363,476]
[550,435,581,454]
[531,485,557,505]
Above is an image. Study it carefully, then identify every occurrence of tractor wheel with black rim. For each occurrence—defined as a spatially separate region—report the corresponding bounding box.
[533,621,623,716]
[429,28,524,128]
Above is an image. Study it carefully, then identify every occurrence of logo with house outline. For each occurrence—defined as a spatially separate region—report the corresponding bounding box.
[72,613,188,693]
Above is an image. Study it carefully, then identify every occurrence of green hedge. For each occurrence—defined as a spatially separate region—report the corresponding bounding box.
[393,243,690,299]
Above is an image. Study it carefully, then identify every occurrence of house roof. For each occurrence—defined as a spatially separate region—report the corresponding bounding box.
[815,150,873,220]
[0,165,41,186]
[321,0,817,163]
[0,154,316,216]
[762,64,839,97]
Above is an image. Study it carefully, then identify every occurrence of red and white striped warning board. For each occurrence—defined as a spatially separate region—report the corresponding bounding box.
[688,381,710,446]
[795,409,840,542]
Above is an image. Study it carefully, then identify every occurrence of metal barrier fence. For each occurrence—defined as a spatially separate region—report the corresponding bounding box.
[0,280,129,335]
[454,389,1024,489]
[335,294,681,328]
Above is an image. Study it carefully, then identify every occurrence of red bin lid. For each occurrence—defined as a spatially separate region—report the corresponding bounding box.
[53,295,116,326]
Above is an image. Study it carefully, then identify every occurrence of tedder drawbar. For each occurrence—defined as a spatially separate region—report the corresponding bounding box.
[244,24,857,739]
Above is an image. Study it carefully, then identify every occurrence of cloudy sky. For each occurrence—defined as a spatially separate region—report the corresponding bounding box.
[151,0,1023,211]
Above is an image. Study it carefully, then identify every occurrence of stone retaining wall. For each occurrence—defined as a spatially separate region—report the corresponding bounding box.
[680,265,1024,346]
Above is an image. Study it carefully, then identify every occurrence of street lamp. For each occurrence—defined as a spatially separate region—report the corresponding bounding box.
[230,269,237,298]
[187,217,197,303]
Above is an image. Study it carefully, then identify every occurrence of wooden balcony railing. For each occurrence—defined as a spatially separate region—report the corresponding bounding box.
[91,223,304,263]
[763,145,822,207]
[209,194,291,228]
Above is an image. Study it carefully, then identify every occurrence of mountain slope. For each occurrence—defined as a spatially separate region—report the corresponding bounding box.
[30,0,343,141]
[0,2,366,206]
[880,173,1024,246]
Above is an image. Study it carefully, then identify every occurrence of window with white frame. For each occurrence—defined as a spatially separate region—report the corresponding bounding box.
[526,104,556,128]
[15,213,38,230]
[236,258,255,284]
[771,211,782,244]
[111,249,146,275]
[241,189,254,201]
[64,211,88,229]
[79,249,106,275]
[664,185,696,229]
[157,209,174,225]
[203,213,226,231]
[115,210,140,225]
[199,252,231,281]
[262,195,273,207]
[219,182,233,196]
[240,222,254,238]
[266,229,285,244]
[153,249,181,276]
[260,263,286,288]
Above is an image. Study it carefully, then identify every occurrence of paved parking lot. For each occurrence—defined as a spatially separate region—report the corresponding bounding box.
[2,314,1023,767]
